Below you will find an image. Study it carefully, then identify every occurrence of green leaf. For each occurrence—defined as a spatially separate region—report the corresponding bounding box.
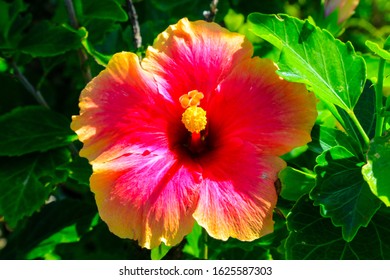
[365,40,390,60]
[362,131,390,206]
[19,21,83,57]
[286,196,390,259]
[54,222,150,260]
[248,13,366,112]
[224,9,245,32]
[151,243,172,260]
[308,125,361,155]
[80,28,112,67]
[279,167,316,201]
[311,146,382,241]
[0,106,77,156]
[354,80,376,138]
[82,0,128,22]
[0,199,98,259]
[0,0,31,50]
[150,0,196,12]
[363,54,390,97]
[0,148,71,228]
[183,222,203,259]
[61,156,92,186]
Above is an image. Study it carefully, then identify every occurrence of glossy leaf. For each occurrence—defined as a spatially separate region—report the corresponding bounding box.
[286,196,390,259]
[0,106,77,156]
[311,146,382,241]
[0,148,71,228]
[362,132,390,206]
[248,13,366,112]
[279,167,316,201]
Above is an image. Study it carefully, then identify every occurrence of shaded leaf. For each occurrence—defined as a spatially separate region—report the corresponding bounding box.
[0,106,77,156]
[308,125,361,155]
[60,156,92,186]
[248,13,366,112]
[0,199,98,259]
[362,131,390,206]
[54,222,150,260]
[354,80,376,138]
[82,0,128,21]
[286,196,390,259]
[0,148,71,228]
[0,0,31,50]
[19,21,83,57]
[311,146,382,241]
[279,167,316,201]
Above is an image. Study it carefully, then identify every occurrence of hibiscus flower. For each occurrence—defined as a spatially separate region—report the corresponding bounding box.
[71,18,317,249]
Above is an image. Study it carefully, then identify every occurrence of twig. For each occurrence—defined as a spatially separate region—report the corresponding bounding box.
[64,0,79,29]
[64,0,92,82]
[11,61,50,108]
[203,0,219,22]
[11,60,80,156]
[126,0,142,51]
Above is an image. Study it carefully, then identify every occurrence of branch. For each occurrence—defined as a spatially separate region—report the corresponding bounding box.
[11,61,49,108]
[126,0,142,50]
[203,0,219,22]
[64,0,92,82]
[11,60,80,156]
[64,0,79,29]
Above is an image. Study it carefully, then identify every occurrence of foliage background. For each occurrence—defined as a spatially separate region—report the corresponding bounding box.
[0,0,389,260]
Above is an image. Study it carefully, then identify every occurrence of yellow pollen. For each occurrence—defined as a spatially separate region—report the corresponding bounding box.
[181,106,207,133]
[179,90,204,108]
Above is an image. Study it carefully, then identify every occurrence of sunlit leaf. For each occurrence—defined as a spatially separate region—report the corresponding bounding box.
[311,146,382,241]
[286,196,390,259]
[362,131,390,206]
[248,13,366,112]
[0,148,71,228]
[0,106,77,156]
[365,40,390,60]
[151,243,172,260]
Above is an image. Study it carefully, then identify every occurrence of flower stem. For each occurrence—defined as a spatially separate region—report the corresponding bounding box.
[201,227,208,260]
[375,58,386,137]
[348,110,370,147]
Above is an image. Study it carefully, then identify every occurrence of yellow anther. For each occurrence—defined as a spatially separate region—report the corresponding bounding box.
[179,90,204,109]
[181,106,207,133]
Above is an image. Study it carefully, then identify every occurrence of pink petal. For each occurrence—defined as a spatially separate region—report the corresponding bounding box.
[71,52,182,164]
[142,18,253,103]
[206,57,317,156]
[91,152,201,249]
[194,140,286,241]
